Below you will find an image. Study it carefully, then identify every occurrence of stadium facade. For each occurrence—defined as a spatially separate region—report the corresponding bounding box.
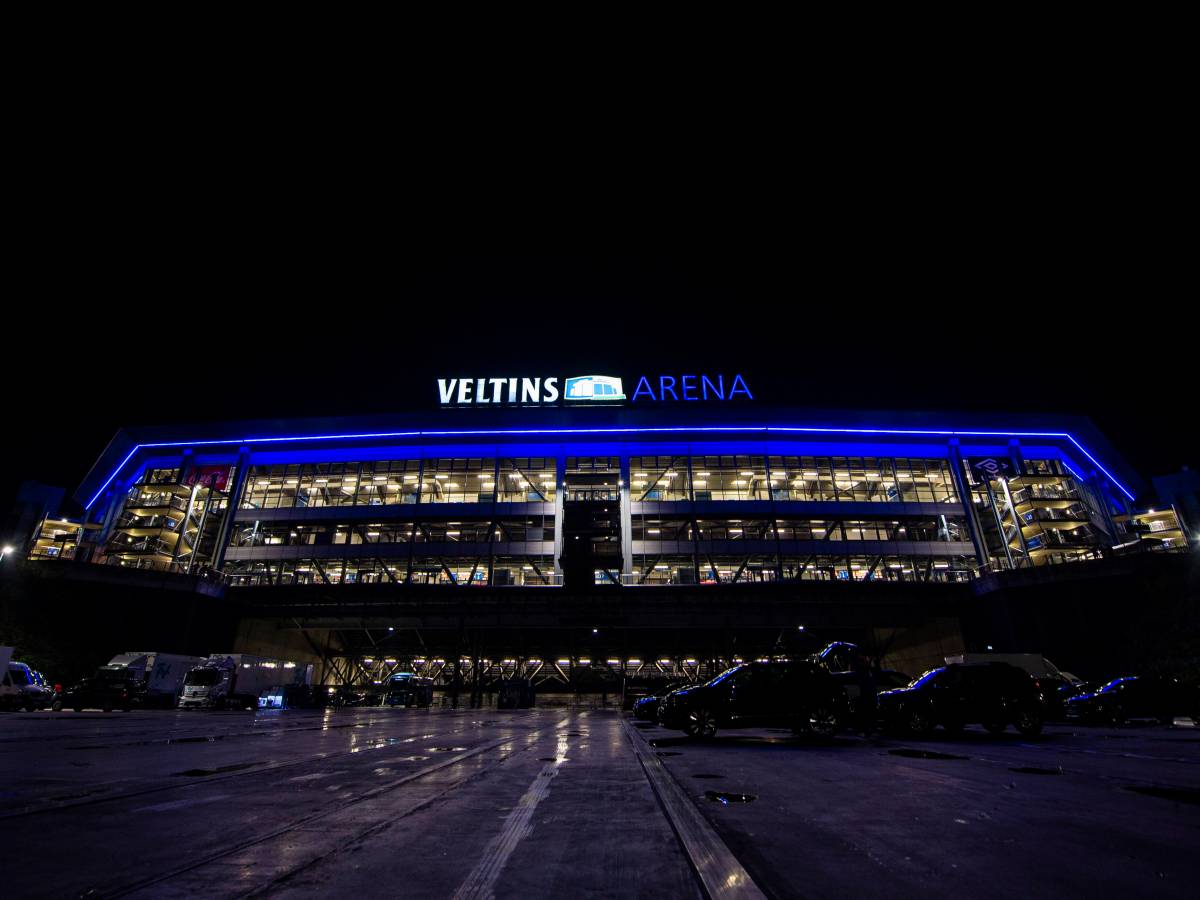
[32,372,1188,585]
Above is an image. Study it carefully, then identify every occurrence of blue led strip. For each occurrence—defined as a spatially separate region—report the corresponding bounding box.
[85,424,1138,509]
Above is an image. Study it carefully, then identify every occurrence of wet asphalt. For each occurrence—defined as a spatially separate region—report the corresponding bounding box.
[0,707,697,899]
[0,707,1196,898]
[632,715,1200,900]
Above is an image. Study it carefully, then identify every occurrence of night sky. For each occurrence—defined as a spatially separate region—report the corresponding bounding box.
[3,255,1191,514]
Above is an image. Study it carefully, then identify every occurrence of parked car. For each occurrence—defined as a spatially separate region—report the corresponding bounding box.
[877,662,1045,736]
[1064,675,1199,725]
[258,684,327,710]
[385,673,436,708]
[829,668,910,705]
[1042,677,1093,721]
[658,661,848,738]
[329,684,385,707]
[632,680,689,721]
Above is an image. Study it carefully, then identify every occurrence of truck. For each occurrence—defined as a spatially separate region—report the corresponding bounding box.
[179,654,312,710]
[62,651,205,711]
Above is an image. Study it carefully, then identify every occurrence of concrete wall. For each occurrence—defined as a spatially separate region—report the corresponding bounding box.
[233,618,333,680]
[871,617,966,678]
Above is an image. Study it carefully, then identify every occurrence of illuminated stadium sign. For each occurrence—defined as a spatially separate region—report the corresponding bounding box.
[564,375,626,402]
[437,373,751,406]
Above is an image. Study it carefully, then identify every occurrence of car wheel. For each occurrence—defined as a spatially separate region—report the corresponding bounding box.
[942,720,965,736]
[73,706,83,713]
[906,709,934,736]
[685,707,718,738]
[983,719,1007,735]
[1014,709,1043,736]
[102,705,113,712]
[806,704,838,738]
[52,700,63,712]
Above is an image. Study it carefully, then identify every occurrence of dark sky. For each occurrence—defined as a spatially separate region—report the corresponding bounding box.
[3,254,1190,516]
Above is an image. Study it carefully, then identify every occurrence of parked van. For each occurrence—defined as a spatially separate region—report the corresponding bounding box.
[1,647,55,711]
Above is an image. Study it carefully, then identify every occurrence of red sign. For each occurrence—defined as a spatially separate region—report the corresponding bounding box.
[186,466,231,491]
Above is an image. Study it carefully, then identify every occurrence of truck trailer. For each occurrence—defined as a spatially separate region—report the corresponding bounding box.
[179,654,312,710]
[62,652,206,711]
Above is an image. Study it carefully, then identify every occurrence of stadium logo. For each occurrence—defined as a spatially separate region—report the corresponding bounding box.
[564,375,626,402]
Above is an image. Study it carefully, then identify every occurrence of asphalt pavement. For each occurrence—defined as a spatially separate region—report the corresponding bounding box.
[0,707,1196,899]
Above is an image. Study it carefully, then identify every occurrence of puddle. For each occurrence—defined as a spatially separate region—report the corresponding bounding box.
[1123,786,1200,805]
[173,762,262,777]
[538,757,568,762]
[656,751,683,757]
[888,748,969,761]
[429,747,468,752]
[691,773,724,780]
[704,790,756,804]
[1010,766,1063,775]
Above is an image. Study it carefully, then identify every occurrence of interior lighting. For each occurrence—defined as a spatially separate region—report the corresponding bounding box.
[83,424,1138,509]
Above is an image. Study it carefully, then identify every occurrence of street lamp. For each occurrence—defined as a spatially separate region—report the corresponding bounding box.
[0,545,14,565]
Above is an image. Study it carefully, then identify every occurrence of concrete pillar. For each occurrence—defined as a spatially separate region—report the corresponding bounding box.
[1092,471,1122,547]
[947,440,989,569]
[619,456,633,582]
[553,455,566,580]
[211,447,251,572]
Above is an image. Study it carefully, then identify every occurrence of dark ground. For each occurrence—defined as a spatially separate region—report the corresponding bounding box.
[1,707,1197,898]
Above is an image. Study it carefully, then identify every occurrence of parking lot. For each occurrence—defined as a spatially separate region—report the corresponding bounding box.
[0,708,1197,899]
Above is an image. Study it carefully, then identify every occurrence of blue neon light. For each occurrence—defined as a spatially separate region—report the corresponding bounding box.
[84,423,1138,509]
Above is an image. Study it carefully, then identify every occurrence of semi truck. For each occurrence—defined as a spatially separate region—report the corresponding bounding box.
[62,651,205,711]
[179,654,312,710]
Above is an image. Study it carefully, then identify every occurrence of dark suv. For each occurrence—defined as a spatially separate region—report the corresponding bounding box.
[877,662,1044,736]
[1065,675,1199,725]
[63,667,147,712]
[659,661,847,738]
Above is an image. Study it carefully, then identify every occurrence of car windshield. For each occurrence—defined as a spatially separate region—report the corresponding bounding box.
[707,665,746,687]
[7,666,31,687]
[96,668,136,683]
[184,669,222,686]
[1098,677,1136,693]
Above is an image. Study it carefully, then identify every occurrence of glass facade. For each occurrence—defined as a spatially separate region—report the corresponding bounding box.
[48,426,1173,584]
[963,457,1105,570]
